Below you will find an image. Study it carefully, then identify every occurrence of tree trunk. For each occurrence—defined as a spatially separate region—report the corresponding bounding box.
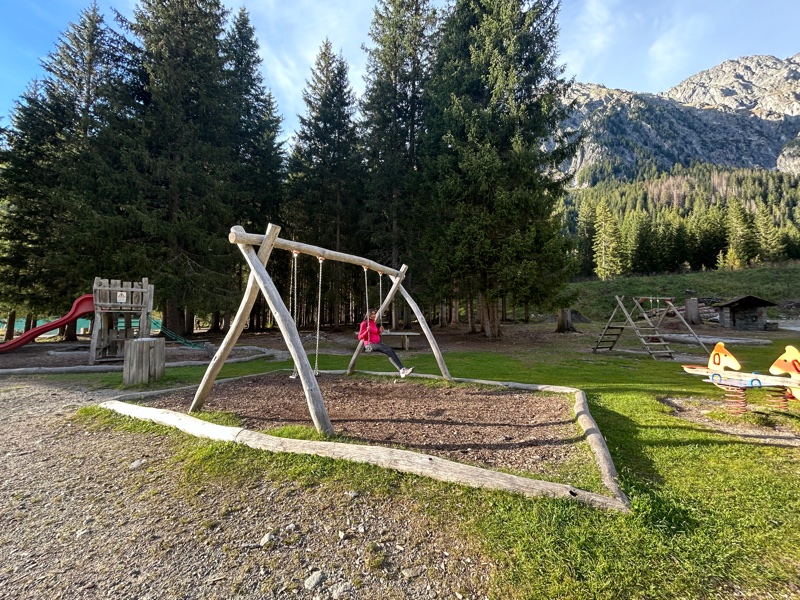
[555,308,578,333]
[439,301,446,328]
[185,308,195,336]
[4,309,16,341]
[449,298,460,326]
[164,300,184,336]
[63,320,78,342]
[467,297,475,333]
[208,311,221,333]
[221,312,230,334]
[479,292,501,339]
[24,314,34,333]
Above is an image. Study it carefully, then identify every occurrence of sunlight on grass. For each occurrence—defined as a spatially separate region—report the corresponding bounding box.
[60,324,800,599]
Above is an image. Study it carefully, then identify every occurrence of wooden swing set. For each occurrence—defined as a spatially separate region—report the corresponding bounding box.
[189,223,452,435]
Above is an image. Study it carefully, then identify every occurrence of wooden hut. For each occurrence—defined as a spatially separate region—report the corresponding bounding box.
[713,296,776,331]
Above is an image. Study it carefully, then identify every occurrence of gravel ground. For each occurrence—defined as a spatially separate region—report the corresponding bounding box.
[0,378,493,600]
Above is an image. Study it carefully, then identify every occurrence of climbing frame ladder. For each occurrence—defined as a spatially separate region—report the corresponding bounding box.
[593,296,676,360]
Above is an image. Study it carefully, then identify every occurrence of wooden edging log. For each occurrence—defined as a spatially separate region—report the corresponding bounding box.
[445,377,629,508]
[99,372,630,513]
[100,399,628,512]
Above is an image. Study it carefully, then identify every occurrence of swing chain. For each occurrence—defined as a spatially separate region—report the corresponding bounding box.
[314,257,324,375]
[378,272,383,327]
[290,251,300,379]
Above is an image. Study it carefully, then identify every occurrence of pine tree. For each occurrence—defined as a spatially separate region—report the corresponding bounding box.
[754,204,785,262]
[223,8,284,234]
[361,0,436,270]
[0,3,119,317]
[592,200,623,281]
[574,199,597,276]
[422,0,577,337]
[122,0,238,331]
[723,198,758,269]
[286,39,364,328]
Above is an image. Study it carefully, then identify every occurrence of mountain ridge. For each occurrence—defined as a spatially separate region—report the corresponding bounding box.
[566,53,800,182]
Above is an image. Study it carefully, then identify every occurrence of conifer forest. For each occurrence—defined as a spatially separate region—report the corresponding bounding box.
[1,0,798,337]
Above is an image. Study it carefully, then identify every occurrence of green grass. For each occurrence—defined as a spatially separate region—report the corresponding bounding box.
[567,261,800,320]
[65,328,800,599]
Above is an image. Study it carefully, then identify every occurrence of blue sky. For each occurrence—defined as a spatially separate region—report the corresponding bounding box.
[1,0,798,140]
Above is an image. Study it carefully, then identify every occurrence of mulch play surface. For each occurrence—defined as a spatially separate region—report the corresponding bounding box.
[148,372,584,477]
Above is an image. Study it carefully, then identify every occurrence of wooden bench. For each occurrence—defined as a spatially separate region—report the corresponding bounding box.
[380,331,420,350]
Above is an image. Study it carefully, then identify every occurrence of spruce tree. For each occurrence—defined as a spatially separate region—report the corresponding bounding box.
[592,200,623,281]
[754,204,785,262]
[361,0,436,279]
[122,0,238,331]
[0,3,119,317]
[723,199,758,269]
[286,39,364,328]
[422,0,577,337]
[223,8,284,234]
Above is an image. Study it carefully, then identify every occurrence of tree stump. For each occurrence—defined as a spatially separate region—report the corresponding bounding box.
[123,337,165,385]
[685,298,702,325]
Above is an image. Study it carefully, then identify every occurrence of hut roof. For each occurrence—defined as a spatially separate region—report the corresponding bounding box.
[713,295,777,309]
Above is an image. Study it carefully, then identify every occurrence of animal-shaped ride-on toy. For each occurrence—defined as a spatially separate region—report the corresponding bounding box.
[682,343,800,415]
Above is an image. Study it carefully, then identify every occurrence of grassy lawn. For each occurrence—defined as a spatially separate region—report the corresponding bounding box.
[66,323,800,599]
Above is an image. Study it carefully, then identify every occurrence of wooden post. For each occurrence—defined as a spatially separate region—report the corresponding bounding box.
[190,225,281,412]
[123,337,165,385]
[237,242,334,436]
[685,298,702,325]
[399,284,453,381]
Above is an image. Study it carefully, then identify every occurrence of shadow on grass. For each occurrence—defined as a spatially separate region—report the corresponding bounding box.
[588,400,702,535]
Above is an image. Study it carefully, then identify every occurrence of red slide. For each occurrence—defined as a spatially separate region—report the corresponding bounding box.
[0,294,95,353]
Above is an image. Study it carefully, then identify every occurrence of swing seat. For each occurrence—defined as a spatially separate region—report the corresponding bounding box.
[364,343,374,353]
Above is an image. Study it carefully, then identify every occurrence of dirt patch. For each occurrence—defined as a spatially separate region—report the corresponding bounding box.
[148,372,583,478]
[661,396,800,448]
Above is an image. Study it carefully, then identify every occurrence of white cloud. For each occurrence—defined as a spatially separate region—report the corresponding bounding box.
[646,12,708,89]
[237,0,373,137]
[560,0,620,79]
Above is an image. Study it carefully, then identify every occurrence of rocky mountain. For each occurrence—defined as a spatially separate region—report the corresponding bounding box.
[566,54,800,183]
[663,54,800,119]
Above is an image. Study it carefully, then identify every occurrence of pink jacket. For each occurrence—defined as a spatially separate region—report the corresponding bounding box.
[358,319,381,344]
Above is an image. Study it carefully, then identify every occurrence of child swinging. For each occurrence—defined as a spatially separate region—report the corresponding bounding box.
[358,308,414,378]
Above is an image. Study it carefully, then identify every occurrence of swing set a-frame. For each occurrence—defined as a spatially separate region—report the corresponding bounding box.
[593,295,710,359]
[189,223,453,435]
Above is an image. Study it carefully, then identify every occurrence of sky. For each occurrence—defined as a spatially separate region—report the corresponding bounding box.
[1,0,799,140]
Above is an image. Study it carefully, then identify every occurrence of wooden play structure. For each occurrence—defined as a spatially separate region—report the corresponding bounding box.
[189,224,453,435]
[89,278,154,365]
[593,295,709,359]
[683,342,800,414]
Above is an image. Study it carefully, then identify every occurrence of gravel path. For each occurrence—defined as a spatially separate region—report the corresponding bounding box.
[0,379,490,599]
